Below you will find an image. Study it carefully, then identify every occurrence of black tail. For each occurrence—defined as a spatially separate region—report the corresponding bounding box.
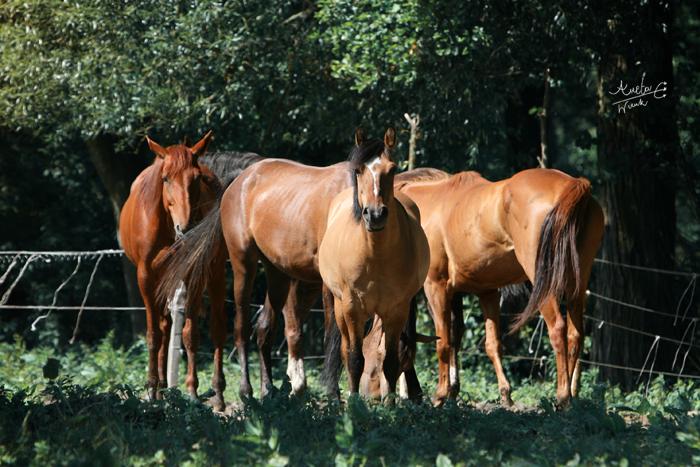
[509,178,592,333]
[156,201,225,310]
[321,285,341,398]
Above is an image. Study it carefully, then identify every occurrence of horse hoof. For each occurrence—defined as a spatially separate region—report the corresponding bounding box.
[431,394,447,408]
[383,393,398,407]
[555,396,571,411]
[260,383,276,399]
[209,395,226,412]
[146,388,157,401]
[290,384,307,398]
[239,383,253,402]
[500,389,513,408]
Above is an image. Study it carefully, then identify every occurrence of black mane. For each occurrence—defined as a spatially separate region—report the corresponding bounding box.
[347,139,386,222]
[199,151,264,189]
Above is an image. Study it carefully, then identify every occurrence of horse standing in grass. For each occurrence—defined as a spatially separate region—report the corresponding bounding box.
[119,132,232,409]
[391,168,604,407]
[319,128,430,399]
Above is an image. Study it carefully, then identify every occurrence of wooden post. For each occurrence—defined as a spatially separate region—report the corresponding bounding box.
[537,68,550,168]
[167,282,186,388]
[403,113,420,171]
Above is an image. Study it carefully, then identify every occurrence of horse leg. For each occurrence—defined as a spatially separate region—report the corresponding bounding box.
[478,290,513,406]
[260,263,290,397]
[540,296,571,407]
[157,314,172,398]
[567,212,600,398]
[207,254,227,411]
[321,285,341,398]
[283,281,319,396]
[137,267,162,400]
[335,298,364,394]
[567,291,587,398]
[230,250,259,400]
[449,293,465,398]
[380,306,410,403]
[182,310,199,399]
[256,295,277,398]
[424,279,453,406]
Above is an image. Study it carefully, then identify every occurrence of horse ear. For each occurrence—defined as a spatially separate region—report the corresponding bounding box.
[146,136,168,159]
[384,127,396,149]
[191,130,213,158]
[354,127,366,147]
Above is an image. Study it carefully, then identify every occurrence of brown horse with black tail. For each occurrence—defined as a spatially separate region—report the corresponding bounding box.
[392,168,605,407]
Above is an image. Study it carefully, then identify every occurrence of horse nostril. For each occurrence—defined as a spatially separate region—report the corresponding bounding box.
[362,207,370,217]
[378,206,388,219]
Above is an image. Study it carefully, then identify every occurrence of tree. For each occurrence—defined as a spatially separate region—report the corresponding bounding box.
[589,0,684,388]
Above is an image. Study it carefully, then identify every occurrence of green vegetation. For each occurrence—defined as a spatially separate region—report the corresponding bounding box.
[1,333,699,465]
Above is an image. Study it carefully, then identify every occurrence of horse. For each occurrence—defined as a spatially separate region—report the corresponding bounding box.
[157,133,382,401]
[119,132,258,410]
[319,128,430,400]
[387,168,605,407]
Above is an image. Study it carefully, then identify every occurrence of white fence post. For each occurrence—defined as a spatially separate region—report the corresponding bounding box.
[167,282,186,388]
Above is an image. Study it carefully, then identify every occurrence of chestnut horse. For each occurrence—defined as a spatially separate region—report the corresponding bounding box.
[119,132,233,410]
[319,129,430,400]
[158,134,393,400]
[390,168,604,407]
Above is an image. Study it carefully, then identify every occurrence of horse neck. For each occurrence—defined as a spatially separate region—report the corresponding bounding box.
[139,162,171,228]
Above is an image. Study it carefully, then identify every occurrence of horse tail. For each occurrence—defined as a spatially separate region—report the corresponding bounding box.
[156,199,225,310]
[321,284,342,398]
[509,177,592,333]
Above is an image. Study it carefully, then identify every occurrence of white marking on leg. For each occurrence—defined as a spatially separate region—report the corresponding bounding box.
[366,157,382,197]
[398,373,409,399]
[449,363,457,387]
[287,357,306,395]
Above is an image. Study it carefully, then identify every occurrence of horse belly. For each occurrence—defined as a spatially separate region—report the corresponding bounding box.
[255,234,321,283]
[451,248,526,293]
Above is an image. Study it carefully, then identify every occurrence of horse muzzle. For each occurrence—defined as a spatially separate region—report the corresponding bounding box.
[362,206,388,232]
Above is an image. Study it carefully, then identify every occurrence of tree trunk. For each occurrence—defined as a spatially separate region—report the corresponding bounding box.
[85,134,147,338]
[590,1,682,389]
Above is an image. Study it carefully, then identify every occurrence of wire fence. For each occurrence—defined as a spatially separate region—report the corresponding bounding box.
[1,249,699,386]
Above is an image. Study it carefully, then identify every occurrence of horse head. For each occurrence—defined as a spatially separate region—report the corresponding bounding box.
[146,131,213,238]
[349,128,398,232]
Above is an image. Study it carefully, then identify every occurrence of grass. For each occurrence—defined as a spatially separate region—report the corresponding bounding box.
[1,334,699,465]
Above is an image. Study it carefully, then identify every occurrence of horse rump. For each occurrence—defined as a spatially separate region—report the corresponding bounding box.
[509,178,592,333]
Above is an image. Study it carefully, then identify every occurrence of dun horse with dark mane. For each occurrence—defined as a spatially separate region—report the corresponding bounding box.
[319,129,430,400]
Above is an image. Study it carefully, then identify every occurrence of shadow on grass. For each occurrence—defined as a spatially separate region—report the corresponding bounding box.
[0,380,695,466]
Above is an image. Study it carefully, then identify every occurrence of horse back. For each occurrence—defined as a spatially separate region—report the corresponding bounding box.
[221,158,351,282]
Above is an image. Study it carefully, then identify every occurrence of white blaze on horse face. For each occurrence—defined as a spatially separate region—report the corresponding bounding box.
[365,156,382,197]
[287,357,306,395]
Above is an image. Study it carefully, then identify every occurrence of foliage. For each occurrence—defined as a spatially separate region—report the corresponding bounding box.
[1,334,699,465]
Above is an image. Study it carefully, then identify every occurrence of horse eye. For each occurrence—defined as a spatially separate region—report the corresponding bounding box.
[162,176,169,183]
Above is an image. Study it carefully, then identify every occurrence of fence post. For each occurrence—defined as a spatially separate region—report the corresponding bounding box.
[167,282,186,388]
